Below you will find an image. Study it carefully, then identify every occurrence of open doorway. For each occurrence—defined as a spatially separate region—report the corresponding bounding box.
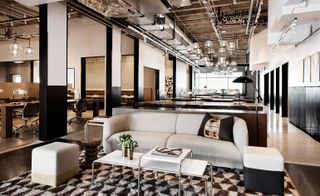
[144,67,159,101]
[80,56,105,118]
[120,34,134,105]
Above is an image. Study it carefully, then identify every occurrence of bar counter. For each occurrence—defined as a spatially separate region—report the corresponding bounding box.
[133,100,264,111]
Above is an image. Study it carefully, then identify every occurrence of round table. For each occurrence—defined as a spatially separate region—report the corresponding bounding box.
[81,137,101,168]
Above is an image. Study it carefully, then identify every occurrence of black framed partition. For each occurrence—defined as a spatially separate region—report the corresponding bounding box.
[281,63,288,117]
[264,73,269,106]
[270,70,274,110]
[275,67,280,113]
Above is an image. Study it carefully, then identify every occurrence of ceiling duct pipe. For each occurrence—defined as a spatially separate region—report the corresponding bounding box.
[128,25,199,68]
[246,0,254,35]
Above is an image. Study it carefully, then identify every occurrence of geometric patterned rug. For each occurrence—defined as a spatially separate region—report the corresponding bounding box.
[0,147,299,196]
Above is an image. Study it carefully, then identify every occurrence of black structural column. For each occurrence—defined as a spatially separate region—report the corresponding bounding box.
[169,54,177,98]
[264,73,269,106]
[105,26,122,116]
[189,65,193,91]
[281,63,289,117]
[39,3,67,140]
[80,57,86,99]
[275,67,280,113]
[270,70,274,110]
[134,38,143,103]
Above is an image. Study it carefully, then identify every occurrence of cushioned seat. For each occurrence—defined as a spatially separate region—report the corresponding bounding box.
[107,131,173,153]
[31,142,79,187]
[166,134,243,168]
[243,146,284,195]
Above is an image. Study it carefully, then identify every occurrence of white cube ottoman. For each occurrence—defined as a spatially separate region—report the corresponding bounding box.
[243,146,284,195]
[31,142,79,186]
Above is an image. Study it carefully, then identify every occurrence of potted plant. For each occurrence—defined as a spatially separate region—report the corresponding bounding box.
[117,134,132,157]
[126,139,139,160]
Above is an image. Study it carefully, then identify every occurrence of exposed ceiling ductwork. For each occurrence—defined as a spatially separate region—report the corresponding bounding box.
[77,0,143,17]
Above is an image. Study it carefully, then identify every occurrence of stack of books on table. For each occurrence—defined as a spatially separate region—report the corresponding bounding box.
[151,147,182,158]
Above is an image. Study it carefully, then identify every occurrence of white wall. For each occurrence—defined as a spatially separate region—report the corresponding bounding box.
[121,34,134,55]
[112,27,122,87]
[48,2,67,86]
[176,60,188,96]
[139,41,165,91]
[68,17,106,91]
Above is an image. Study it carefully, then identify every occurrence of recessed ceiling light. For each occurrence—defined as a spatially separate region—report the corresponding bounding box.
[221,30,226,33]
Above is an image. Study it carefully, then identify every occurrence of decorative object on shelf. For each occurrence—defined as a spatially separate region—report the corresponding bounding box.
[125,138,138,160]
[151,147,182,158]
[165,76,173,98]
[117,134,132,157]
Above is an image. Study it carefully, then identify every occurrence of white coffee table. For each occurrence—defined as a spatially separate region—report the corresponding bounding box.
[91,148,212,196]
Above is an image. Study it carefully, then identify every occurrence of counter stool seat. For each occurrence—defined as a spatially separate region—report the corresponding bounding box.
[243,146,284,195]
[31,142,79,186]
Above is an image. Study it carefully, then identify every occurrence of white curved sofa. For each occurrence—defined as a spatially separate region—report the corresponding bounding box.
[102,112,249,169]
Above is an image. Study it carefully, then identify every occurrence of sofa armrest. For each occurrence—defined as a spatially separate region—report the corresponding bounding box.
[103,114,129,153]
[233,117,249,156]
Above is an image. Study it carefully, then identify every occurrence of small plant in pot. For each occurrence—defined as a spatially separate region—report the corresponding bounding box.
[117,134,132,157]
[126,139,139,160]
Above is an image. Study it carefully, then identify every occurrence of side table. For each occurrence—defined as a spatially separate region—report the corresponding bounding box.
[81,137,101,168]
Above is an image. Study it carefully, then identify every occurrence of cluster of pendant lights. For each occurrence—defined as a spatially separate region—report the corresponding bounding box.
[186,40,238,73]
[9,38,34,57]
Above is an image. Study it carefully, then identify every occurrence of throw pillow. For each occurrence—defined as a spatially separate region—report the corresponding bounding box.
[197,113,234,142]
[197,113,211,137]
[218,115,234,142]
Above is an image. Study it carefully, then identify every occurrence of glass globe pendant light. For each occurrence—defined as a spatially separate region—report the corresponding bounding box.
[24,38,34,56]
[10,39,22,57]
[192,42,199,50]
[205,40,213,49]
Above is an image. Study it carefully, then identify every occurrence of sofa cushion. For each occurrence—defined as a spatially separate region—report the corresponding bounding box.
[107,131,173,153]
[128,112,177,133]
[175,113,205,135]
[217,115,234,142]
[198,113,234,142]
[166,134,243,169]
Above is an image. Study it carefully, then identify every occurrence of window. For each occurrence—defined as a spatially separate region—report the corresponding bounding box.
[195,72,243,94]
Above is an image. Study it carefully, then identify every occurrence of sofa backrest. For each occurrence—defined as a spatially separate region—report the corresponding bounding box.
[175,113,204,134]
[128,112,178,133]
[175,113,233,135]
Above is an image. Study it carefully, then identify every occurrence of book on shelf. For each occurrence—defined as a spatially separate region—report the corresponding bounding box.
[151,147,182,158]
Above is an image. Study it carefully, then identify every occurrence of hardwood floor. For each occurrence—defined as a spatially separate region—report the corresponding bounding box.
[0,109,99,154]
[267,108,320,166]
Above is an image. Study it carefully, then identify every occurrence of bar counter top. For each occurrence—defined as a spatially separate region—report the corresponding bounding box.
[133,100,264,111]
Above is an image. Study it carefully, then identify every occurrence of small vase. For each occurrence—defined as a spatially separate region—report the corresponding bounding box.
[127,149,134,160]
[122,147,128,157]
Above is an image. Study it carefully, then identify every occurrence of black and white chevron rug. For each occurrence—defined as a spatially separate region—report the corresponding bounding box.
[0,147,298,196]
